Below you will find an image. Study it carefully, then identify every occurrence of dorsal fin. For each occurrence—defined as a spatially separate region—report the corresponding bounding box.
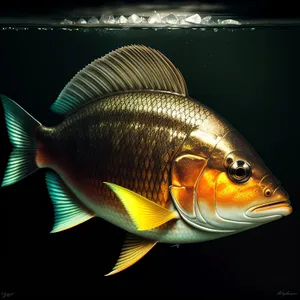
[51,45,188,115]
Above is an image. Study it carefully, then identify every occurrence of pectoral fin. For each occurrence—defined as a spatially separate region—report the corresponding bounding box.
[104,182,179,231]
[105,234,158,276]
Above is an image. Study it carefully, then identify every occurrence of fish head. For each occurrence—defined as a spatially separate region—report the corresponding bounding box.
[214,151,291,219]
[171,130,292,233]
[196,130,292,232]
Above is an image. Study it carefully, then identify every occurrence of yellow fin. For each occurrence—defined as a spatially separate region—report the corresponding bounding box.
[105,234,157,276]
[104,182,179,231]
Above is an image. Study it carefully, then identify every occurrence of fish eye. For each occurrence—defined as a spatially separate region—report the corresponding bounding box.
[264,188,272,197]
[227,160,251,183]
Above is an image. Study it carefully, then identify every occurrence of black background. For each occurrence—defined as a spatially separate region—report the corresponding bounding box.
[0,1,299,298]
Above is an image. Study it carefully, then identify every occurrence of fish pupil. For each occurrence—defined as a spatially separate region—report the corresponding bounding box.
[235,167,246,178]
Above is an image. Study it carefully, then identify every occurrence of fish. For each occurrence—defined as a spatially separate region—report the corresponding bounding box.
[0,45,292,276]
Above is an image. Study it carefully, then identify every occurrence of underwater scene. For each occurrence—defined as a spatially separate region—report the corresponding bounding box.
[0,8,299,297]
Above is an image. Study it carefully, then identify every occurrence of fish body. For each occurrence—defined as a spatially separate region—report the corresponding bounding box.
[1,45,292,275]
[36,90,231,243]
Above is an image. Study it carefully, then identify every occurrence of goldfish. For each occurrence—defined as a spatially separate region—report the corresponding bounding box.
[1,45,292,276]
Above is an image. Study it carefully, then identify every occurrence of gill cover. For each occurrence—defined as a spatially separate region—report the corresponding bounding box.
[170,129,239,233]
[170,154,207,217]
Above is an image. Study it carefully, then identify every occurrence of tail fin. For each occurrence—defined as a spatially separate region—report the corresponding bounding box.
[1,95,41,187]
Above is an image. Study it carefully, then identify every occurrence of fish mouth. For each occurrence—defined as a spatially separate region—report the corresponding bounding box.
[249,200,292,217]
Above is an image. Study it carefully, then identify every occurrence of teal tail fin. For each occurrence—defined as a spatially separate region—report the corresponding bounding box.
[1,95,41,187]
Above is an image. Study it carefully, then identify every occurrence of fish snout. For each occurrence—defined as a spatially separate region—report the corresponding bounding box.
[247,184,292,219]
[274,186,290,203]
[254,186,292,217]
[270,186,292,216]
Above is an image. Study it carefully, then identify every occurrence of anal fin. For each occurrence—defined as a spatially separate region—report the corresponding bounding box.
[45,172,95,233]
[105,234,158,276]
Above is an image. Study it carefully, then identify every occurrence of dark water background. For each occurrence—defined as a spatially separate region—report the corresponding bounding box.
[0,26,299,297]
